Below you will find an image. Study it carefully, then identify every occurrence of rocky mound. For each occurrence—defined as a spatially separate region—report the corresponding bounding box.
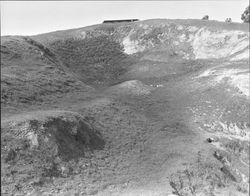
[2,110,104,160]
[1,110,104,194]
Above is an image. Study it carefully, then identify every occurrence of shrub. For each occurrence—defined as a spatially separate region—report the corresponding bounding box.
[225,18,232,23]
[169,152,230,196]
[202,15,209,20]
[241,5,250,23]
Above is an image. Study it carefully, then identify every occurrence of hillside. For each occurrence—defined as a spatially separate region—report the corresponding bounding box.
[1,19,249,196]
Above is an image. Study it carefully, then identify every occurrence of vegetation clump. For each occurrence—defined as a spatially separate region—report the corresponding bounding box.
[241,5,250,23]
[169,151,248,196]
[202,15,209,20]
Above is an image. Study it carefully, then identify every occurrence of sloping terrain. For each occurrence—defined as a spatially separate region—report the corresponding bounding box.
[1,19,249,196]
[1,36,94,117]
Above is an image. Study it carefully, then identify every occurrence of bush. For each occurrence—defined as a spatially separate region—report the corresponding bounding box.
[169,152,230,196]
[225,18,232,23]
[241,5,250,23]
[202,15,209,20]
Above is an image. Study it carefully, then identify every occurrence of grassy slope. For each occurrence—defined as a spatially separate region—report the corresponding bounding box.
[49,35,136,86]
[1,36,93,115]
[1,19,249,195]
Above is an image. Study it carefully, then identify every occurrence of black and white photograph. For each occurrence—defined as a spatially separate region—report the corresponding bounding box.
[1,1,249,195]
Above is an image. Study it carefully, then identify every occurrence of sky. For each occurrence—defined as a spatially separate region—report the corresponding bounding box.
[1,1,249,36]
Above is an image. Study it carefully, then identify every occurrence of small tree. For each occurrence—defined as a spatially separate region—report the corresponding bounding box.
[202,15,209,20]
[241,5,250,23]
[225,18,232,23]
